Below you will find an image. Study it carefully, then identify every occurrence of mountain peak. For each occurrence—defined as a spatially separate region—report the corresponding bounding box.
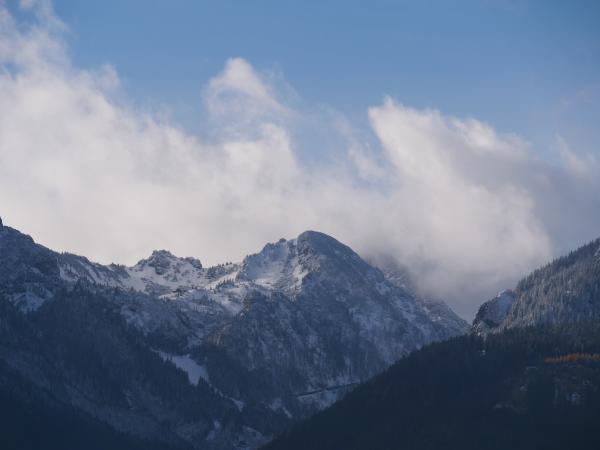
[134,249,202,275]
[297,230,341,245]
[297,229,327,239]
[150,249,175,257]
[296,230,358,260]
[238,230,375,293]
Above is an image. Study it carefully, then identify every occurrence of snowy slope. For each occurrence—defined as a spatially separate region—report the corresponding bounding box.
[0,221,467,449]
[57,230,468,395]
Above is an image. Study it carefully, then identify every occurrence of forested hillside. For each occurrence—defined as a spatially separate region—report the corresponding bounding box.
[265,324,600,450]
[473,237,600,334]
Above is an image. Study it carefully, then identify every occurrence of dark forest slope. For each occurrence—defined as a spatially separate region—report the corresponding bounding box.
[265,324,600,450]
[473,237,600,334]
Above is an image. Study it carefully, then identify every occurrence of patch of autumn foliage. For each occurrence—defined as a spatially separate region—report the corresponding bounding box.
[544,353,600,364]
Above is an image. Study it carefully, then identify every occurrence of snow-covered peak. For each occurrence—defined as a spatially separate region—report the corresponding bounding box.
[295,231,377,278]
[125,249,205,294]
[296,230,357,262]
[134,249,202,274]
[55,231,379,298]
[236,230,374,292]
[52,229,468,347]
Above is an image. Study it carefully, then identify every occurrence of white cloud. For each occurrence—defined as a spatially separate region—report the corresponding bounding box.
[557,135,599,181]
[204,57,290,129]
[0,3,598,319]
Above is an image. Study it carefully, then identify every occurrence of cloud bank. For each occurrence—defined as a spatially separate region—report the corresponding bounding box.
[1,2,598,318]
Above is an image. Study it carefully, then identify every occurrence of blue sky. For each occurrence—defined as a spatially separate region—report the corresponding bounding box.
[50,0,600,160]
[1,0,599,317]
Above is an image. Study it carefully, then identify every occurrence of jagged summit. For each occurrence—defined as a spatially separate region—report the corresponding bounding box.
[147,248,177,259]
[0,223,468,449]
[135,249,203,271]
[129,230,357,284]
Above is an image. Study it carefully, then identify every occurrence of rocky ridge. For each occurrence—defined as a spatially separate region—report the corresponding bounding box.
[0,219,467,449]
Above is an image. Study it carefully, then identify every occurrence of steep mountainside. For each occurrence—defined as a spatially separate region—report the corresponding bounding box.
[0,219,466,449]
[265,324,600,450]
[265,238,600,450]
[473,237,600,334]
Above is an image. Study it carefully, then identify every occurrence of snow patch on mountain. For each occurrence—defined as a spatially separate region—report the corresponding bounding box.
[238,238,309,292]
[155,350,246,411]
[156,351,209,386]
[125,250,205,293]
[7,290,51,313]
[268,398,293,419]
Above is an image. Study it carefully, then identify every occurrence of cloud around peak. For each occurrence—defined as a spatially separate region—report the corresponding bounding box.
[0,2,598,319]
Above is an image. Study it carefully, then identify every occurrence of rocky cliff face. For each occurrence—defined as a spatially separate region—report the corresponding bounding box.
[471,290,516,335]
[0,222,467,449]
[472,237,600,335]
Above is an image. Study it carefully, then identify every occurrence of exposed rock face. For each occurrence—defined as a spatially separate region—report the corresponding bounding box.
[472,237,600,335]
[0,225,467,449]
[471,290,516,335]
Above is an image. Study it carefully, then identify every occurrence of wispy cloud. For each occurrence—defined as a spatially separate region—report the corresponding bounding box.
[204,57,289,121]
[0,2,598,318]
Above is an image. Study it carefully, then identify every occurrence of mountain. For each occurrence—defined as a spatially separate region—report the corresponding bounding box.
[265,237,600,450]
[0,219,467,449]
[264,324,600,450]
[473,237,600,335]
